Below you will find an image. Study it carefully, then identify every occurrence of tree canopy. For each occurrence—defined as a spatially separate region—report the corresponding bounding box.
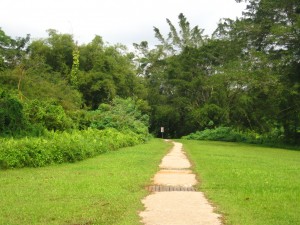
[0,0,299,145]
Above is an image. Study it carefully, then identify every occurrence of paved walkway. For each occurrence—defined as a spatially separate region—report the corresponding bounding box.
[139,141,222,225]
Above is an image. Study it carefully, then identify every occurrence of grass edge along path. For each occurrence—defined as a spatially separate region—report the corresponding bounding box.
[0,139,171,225]
[181,140,300,225]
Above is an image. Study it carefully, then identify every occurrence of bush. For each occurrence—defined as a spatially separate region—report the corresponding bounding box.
[189,104,225,129]
[182,127,287,146]
[0,128,144,169]
[23,99,74,131]
[0,90,26,135]
[87,97,150,137]
[182,127,246,142]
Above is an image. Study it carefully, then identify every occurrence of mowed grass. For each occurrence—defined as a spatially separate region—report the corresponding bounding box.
[181,140,300,225]
[0,139,171,225]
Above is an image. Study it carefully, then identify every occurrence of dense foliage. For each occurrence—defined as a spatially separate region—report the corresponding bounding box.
[134,2,299,144]
[0,128,144,169]
[0,28,149,131]
[87,97,150,137]
[0,89,26,134]
[182,127,287,147]
[0,0,299,160]
[0,28,150,168]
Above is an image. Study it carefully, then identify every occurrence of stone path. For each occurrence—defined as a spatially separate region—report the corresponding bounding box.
[139,141,222,225]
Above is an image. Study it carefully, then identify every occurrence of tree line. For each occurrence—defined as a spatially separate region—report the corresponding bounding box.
[1,0,299,144]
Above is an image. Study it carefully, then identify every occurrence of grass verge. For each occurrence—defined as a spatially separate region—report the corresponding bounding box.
[0,138,171,225]
[181,140,300,225]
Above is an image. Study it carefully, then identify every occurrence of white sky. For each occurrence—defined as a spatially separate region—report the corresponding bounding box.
[1,0,246,47]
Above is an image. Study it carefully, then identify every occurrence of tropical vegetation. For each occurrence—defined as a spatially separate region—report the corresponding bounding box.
[133,0,299,144]
[0,0,299,170]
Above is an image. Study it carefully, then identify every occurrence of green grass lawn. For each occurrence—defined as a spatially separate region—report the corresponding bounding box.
[181,140,300,225]
[0,139,171,225]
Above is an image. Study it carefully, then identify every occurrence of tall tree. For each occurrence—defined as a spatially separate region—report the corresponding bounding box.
[232,0,300,143]
[78,38,146,109]
[154,13,206,55]
[0,28,30,70]
[29,29,75,77]
[134,14,210,137]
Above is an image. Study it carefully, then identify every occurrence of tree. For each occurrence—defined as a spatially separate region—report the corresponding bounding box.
[0,89,25,134]
[29,29,75,77]
[154,13,206,55]
[0,28,30,70]
[230,0,300,143]
[78,35,104,72]
[78,41,145,109]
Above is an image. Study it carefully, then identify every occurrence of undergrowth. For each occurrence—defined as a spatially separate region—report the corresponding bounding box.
[0,128,147,169]
[182,127,299,149]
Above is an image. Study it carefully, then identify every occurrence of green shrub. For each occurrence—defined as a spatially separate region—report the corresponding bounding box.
[182,127,288,146]
[189,104,225,129]
[88,97,150,136]
[0,128,144,169]
[0,90,26,134]
[183,127,246,142]
[23,99,74,131]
